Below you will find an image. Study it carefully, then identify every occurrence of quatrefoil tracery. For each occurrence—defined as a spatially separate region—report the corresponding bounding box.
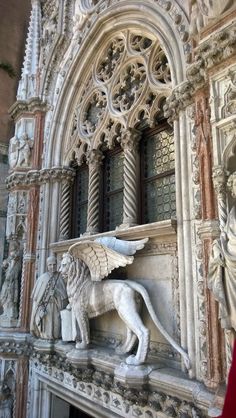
[69,30,172,161]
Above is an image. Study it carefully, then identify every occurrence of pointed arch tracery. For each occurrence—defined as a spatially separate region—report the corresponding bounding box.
[65,29,172,163]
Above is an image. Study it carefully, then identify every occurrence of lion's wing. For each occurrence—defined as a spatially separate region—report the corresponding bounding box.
[68,241,133,281]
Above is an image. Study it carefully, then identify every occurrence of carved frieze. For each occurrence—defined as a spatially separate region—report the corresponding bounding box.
[6,167,75,191]
[30,354,207,417]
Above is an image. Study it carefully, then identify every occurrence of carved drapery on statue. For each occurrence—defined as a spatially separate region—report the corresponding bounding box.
[60,237,191,370]
[30,256,68,339]
[0,242,22,325]
[209,171,236,331]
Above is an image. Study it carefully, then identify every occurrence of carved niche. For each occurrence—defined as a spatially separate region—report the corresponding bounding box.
[6,191,28,242]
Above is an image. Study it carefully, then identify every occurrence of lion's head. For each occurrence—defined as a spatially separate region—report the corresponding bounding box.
[60,252,74,281]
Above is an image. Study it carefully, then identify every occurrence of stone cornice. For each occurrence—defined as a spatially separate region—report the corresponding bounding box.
[164,24,236,122]
[6,166,75,190]
[9,97,48,120]
[197,220,220,241]
[51,219,177,254]
[31,349,212,416]
[0,332,32,356]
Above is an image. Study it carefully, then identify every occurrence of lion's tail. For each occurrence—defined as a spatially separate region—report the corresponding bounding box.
[124,280,191,371]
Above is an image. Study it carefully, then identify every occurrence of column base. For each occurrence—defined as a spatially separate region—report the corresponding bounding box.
[117,222,138,230]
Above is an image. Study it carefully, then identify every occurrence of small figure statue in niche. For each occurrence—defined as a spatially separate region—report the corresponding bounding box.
[8,132,33,169]
[17,132,33,167]
[60,237,190,369]
[8,135,19,169]
[30,256,68,340]
[209,172,236,335]
[0,242,21,321]
[0,380,13,418]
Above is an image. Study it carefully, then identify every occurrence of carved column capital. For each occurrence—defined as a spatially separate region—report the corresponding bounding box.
[120,128,141,152]
[212,166,228,196]
[86,149,104,168]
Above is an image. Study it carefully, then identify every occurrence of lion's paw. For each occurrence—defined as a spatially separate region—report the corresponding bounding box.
[75,341,88,350]
[126,355,142,366]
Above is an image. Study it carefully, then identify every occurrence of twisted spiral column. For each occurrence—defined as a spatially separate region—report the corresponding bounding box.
[120,128,141,227]
[59,180,73,240]
[86,149,103,234]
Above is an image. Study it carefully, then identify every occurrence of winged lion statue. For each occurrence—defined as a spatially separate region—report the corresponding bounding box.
[60,236,190,370]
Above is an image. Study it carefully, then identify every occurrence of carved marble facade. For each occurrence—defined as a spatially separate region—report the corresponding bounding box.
[1,0,236,417]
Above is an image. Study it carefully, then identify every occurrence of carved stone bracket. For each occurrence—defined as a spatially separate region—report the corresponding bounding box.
[164,81,195,122]
[164,25,236,122]
[9,98,48,121]
[6,167,75,190]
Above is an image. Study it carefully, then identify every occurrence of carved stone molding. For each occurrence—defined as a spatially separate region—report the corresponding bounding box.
[9,98,48,121]
[30,352,209,417]
[164,24,236,121]
[6,167,75,190]
[164,81,195,122]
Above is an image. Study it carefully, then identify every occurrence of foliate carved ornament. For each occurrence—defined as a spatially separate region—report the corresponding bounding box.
[164,81,195,123]
[69,0,191,59]
[120,128,141,153]
[31,354,205,418]
[6,167,75,190]
[165,25,236,122]
[9,98,48,121]
[212,166,228,197]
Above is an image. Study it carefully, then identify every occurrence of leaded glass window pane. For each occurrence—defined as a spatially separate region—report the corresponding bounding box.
[103,148,124,231]
[141,124,176,223]
[72,164,89,237]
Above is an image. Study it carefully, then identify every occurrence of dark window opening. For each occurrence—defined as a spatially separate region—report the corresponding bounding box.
[71,163,89,237]
[101,145,124,232]
[140,121,176,224]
